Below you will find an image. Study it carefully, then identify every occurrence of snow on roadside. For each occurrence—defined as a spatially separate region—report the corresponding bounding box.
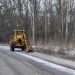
[1,44,75,57]
[65,50,75,56]
[32,45,64,52]
[0,45,10,50]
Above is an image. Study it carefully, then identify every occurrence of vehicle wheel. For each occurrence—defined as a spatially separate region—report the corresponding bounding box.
[21,46,24,51]
[10,44,14,51]
[22,45,26,51]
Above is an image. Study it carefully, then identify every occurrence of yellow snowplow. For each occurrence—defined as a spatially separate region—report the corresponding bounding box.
[10,29,33,52]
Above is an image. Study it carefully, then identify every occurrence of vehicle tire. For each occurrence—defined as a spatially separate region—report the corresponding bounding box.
[10,44,14,51]
[21,46,24,51]
[22,45,26,51]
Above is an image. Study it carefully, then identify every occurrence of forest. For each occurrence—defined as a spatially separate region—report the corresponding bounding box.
[0,0,75,51]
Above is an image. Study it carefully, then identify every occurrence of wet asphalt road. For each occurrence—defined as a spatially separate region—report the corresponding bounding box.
[0,47,51,75]
[0,46,75,75]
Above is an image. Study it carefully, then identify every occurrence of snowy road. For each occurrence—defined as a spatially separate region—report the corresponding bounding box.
[0,45,75,75]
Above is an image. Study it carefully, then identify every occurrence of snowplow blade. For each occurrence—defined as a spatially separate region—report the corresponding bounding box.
[25,40,34,53]
[25,45,33,53]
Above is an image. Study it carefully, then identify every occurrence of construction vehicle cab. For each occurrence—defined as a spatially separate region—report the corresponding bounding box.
[10,29,32,52]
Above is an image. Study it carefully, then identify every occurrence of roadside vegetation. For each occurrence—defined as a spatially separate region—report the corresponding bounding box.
[0,0,75,57]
